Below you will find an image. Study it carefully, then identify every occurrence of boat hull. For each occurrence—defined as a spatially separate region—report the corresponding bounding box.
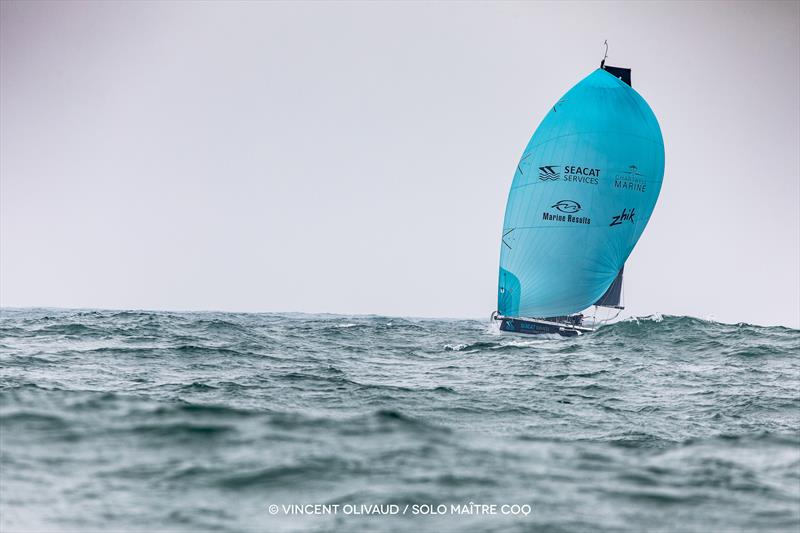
[494,314,593,337]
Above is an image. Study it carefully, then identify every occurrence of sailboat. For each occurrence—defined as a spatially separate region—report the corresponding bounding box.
[492,51,664,336]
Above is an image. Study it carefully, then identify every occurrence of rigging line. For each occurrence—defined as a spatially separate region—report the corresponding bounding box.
[502,228,514,249]
[596,308,622,326]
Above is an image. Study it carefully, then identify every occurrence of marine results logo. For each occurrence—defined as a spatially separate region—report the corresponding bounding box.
[543,200,591,225]
[551,200,581,213]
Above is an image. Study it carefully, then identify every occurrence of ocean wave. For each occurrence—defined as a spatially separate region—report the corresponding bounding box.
[1,308,798,533]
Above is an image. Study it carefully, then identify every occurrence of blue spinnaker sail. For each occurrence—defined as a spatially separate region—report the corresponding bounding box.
[498,68,664,318]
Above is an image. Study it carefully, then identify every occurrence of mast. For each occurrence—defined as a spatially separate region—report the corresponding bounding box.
[594,42,629,309]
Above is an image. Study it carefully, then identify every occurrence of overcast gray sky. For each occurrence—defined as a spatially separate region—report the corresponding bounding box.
[1,1,798,327]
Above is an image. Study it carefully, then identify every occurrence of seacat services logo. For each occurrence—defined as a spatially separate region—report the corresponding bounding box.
[538,166,560,181]
[538,165,600,184]
[610,208,635,226]
[563,165,600,185]
[614,165,647,193]
[543,200,590,225]
[551,200,581,213]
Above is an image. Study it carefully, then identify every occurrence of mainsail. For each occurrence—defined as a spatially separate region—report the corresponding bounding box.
[594,266,624,309]
[498,66,664,318]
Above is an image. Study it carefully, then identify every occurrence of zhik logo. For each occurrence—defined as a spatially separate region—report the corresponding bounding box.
[610,208,635,226]
[538,165,560,181]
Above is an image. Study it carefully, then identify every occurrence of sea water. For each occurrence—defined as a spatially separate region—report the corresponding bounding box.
[1,309,798,532]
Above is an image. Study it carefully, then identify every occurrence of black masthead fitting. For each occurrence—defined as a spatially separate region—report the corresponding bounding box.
[600,40,608,69]
[599,40,632,87]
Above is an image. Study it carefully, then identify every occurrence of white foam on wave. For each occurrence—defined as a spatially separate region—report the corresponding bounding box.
[622,312,664,325]
[485,320,502,335]
[443,343,469,351]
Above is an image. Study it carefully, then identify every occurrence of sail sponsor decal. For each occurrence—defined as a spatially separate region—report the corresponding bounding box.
[538,166,560,181]
[609,208,635,226]
[543,200,591,225]
[614,165,647,192]
[537,164,600,185]
[563,165,600,185]
[551,200,581,213]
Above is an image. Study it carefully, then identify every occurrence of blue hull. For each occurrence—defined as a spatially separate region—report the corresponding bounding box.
[494,314,593,337]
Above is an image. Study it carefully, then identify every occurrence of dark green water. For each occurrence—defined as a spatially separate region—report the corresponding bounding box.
[1,308,798,532]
